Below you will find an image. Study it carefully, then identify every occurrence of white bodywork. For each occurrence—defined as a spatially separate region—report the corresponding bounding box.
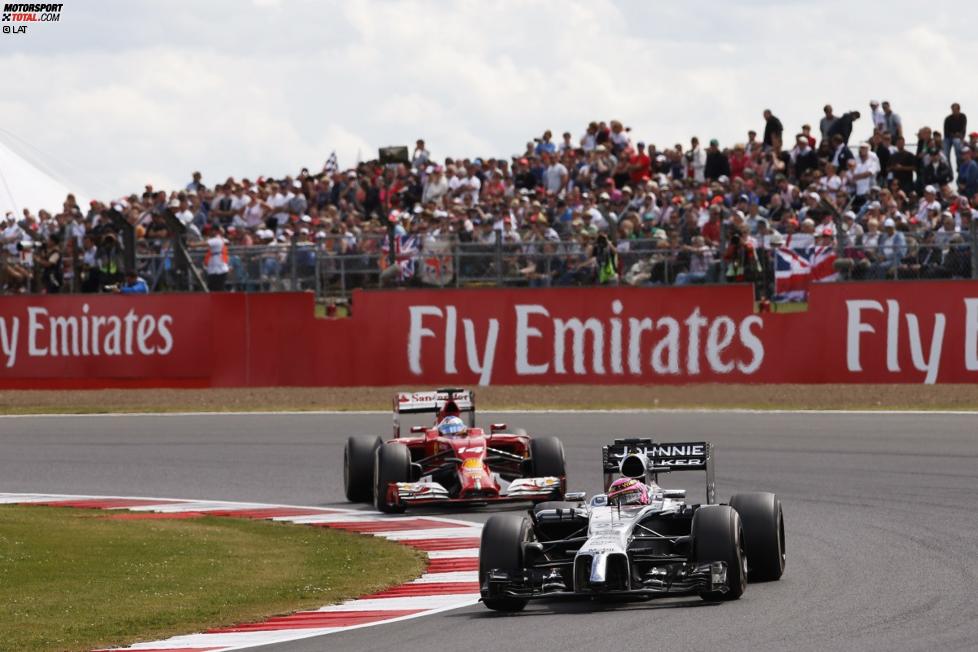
[575,489,686,585]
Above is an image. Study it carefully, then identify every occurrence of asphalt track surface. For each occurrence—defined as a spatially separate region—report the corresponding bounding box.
[2,411,978,652]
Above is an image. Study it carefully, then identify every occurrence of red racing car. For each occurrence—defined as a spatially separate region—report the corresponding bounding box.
[343,388,566,513]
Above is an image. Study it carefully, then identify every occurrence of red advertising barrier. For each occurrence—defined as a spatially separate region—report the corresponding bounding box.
[2,280,978,388]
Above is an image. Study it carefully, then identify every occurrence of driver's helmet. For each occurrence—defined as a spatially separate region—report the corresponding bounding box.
[437,415,467,438]
[607,477,650,506]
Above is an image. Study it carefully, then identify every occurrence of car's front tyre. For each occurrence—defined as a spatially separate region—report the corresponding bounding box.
[479,514,530,612]
[529,436,566,500]
[691,504,747,601]
[373,443,410,514]
[343,435,382,503]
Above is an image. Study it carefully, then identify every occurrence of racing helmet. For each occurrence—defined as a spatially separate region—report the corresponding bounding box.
[607,477,650,506]
[437,415,467,438]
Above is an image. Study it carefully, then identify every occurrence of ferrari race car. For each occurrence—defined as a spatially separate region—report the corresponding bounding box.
[479,438,785,611]
[343,389,567,513]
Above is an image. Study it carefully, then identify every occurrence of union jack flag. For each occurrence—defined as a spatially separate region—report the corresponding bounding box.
[381,234,419,280]
[774,246,838,301]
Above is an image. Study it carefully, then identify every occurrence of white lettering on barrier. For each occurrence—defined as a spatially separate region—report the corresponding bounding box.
[408,305,499,384]
[554,318,605,375]
[408,305,441,375]
[965,299,978,371]
[28,306,48,356]
[906,313,945,385]
[0,316,19,368]
[846,300,883,372]
[887,299,900,372]
[406,301,769,384]
[628,317,653,375]
[684,308,707,375]
[515,305,548,375]
[137,315,155,356]
[464,317,498,386]
[610,300,623,374]
[706,316,736,373]
[444,306,457,374]
[1,304,176,369]
[737,316,764,373]
[652,317,680,375]
[846,299,946,383]
[157,315,173,355]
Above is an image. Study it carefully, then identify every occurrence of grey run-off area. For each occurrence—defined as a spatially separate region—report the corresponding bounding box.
[1,410,976,652]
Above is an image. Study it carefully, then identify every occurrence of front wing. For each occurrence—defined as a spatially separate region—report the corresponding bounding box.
[384,476,563,508]
[483,560,729,600]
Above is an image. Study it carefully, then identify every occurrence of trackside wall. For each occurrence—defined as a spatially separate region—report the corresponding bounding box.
[2,281,978,388]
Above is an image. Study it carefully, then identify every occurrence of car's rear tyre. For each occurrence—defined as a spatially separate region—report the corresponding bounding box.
[691,505,746,601]
[730,492,785,582]
[344,436,382,503]
[479,514,530,612]
[374,443,410,514]
[529,436,566,500]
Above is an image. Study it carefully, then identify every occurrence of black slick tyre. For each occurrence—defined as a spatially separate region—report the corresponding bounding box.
[343,435,382,503]
[691,504,747,601]
[730,492,786,582]
[529,436,566,500]
[373,443,410,514]
[479,514,530,612]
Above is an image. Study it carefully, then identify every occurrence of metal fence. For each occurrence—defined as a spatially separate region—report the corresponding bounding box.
[4,233,977,300]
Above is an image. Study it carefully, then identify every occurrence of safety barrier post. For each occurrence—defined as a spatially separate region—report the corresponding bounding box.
[289,237,298,290]
[971,220,978,280]
[314,251,322,299]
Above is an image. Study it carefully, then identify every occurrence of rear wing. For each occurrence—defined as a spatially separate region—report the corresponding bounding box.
[601,438,716,504]
[392,388,476,437]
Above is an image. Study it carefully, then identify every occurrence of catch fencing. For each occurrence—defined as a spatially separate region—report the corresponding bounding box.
[6,233,977,301]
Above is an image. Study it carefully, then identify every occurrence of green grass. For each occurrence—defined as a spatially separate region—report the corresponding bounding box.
[0,505,425,652]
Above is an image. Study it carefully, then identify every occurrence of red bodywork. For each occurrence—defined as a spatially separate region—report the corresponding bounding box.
[381,427,563,510]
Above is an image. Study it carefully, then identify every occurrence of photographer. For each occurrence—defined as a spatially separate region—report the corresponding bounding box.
[34,234,64,294]
[723,224,761,284]
[1,214,30,292]
[592,232,619,285]
[113,269,149,294]
[96,232,125,290]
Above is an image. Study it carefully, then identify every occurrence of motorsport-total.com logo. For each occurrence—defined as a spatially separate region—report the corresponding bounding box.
[2,3,63,34]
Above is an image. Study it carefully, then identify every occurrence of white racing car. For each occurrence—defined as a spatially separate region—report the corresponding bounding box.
[479,438,785,611]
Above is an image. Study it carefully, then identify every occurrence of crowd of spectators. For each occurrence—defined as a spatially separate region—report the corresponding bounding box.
[2,100,977,295]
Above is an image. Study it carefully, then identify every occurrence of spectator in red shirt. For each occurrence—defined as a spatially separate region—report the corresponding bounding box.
[701,205,722,245]
[729,143,748,179]
[629,142,651,184]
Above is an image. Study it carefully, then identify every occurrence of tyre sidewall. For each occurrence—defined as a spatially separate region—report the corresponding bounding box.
[374,443,410,513]
[730,492,785,582]
[692,505,746,600]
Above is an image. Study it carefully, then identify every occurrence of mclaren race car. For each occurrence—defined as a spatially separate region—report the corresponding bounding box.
[479,438,785,611]
[343,388,566,513]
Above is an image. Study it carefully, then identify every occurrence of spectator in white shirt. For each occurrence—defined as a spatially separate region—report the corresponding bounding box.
[422,166,449,204]
[851,143,881,201]
[543,154,568,196]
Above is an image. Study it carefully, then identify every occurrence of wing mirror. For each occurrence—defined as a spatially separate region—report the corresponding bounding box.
[490,423,507,432]
[565,491,587,501]
[663,489,686,499]
[410,425,426,433]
